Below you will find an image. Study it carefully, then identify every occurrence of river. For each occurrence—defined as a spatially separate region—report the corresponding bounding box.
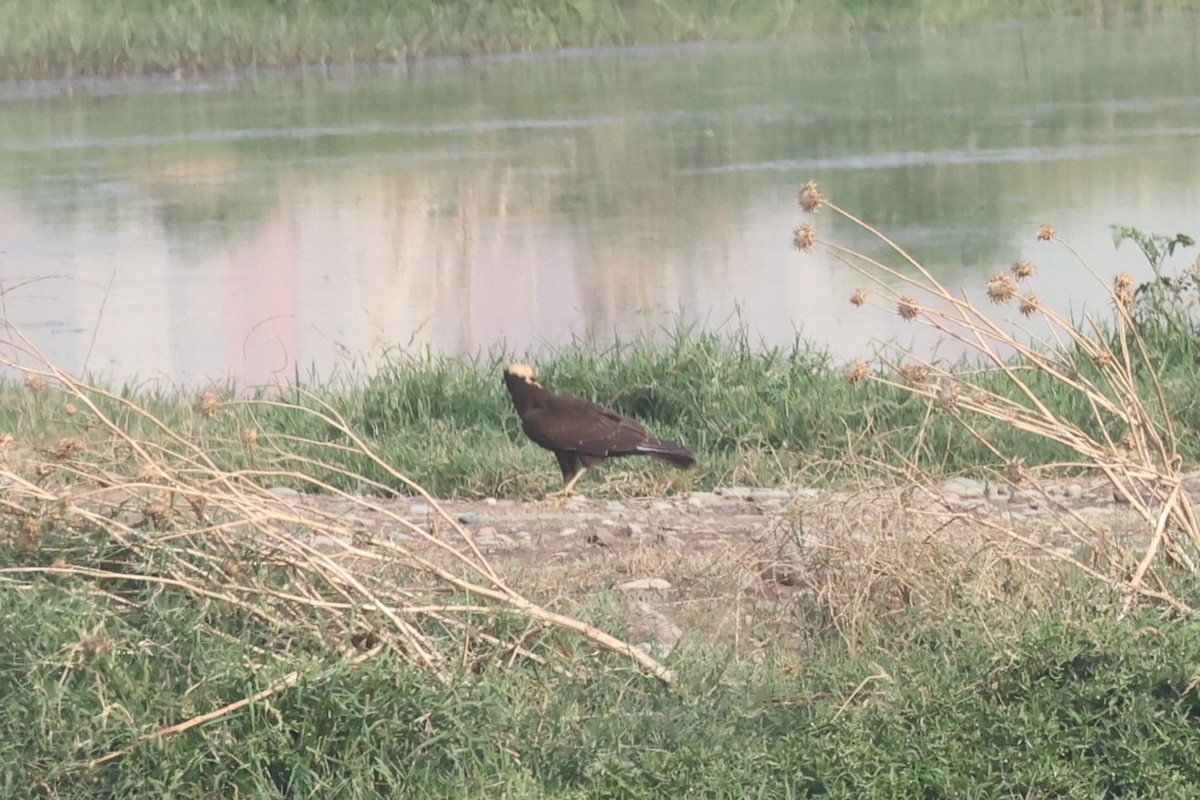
[2,19,1198,385]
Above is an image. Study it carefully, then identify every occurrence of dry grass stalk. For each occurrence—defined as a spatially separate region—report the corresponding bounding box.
[0,324,674,765]
[794,182,1199,611]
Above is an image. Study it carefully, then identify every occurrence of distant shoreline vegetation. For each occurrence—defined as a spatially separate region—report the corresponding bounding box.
[0,0,1193,81]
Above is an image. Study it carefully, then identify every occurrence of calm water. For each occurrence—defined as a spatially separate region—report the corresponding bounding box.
[2,21,1199,385]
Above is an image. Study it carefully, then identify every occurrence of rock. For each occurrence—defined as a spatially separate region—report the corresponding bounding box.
[651,501,672,512]
[559,527,578,538]
[657,532,685,550]
[341,514,372,529]
[474,525,498,541]
[686,491,718,508]
[620,523,646,540]
[587,529,620,548]
[617,577,672,592]
[1065,483,1084,500]
[604,500,627,514]
[940,477,985,499]
[409,502,432,516]
[458,511,480,524]
[760,561,799,586]
[627,601,683,656]
[307,533,349,553]
[714,486,791,501]
[485,497,498,506]
[512,530,532,543]
[267,486,301,498]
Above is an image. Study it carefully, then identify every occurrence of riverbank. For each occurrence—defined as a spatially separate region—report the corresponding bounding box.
[6,288,1200,793]
[0,0,1192,80]
[6,453,1200,796]
[5,188,1200,793]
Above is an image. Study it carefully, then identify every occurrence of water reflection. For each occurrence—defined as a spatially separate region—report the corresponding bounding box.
[2,22,1199,385]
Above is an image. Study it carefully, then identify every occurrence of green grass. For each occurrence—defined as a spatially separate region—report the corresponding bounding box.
[0,0,1192,80]
[5,564,1200,798]
[6,307,1200,499]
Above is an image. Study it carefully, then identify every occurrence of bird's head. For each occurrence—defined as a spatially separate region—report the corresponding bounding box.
[503,362,540,386]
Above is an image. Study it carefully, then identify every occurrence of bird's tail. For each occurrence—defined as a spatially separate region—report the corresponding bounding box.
[636,438,696,469]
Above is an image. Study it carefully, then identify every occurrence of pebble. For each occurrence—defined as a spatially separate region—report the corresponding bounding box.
[485,497,498,506]
[458,511,481,524]
[940,477,985,499]
[620,523,646,540]
[1066,483,1084,499]
[587,529,619,548]
[605,500,627,514]
[627,601,683,656]
[617,577,672,592]
[409,502,432,516]
[686,491,718,508]
[559,527,578,538]
[657,532,685,550]
[985,483,1011,503]
[267,486,301,498]
[651,501,672,512]
[715,486,791,501]
[308,533,349,553]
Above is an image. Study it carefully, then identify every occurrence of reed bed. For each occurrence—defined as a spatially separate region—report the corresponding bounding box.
[0,325,673,768]
[793,180,1200,616]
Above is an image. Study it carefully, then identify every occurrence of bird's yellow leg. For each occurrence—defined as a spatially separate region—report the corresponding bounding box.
[543,468,587,502]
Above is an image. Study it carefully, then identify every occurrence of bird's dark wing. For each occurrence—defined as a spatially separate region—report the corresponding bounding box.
[521,393,651,457]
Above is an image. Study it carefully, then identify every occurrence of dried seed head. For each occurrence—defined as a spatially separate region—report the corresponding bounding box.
[1094,350,1114,369]
[139,460,162,483]
[933,380,960,410]
[1037,223,1056,242]
[52,437,83,460]
[50,557,68,569]
[1112,273,1135,309]
[0,433,12,448]
[1018,291,1039,317]
[57,488,74,511]
[241,427,260,447]
[897,296,920,321]
[1011,259,1036,279]
[18,518,39,552]
[846,360,870,386]
[188,494,208,520]
[79,627,112,657]
[897,363,930,384]
[850,288,867,307]
[1005,458,1026,485]
[34,463,54,479]
[63,403,78,417]
[970,388,991,407]
[224,560,241,578]
[792,223,816,252]
[24,375,45,393]
[797,180,824,213]
[146,490,172,524]
[198,392,220,419]
[985,273,1017,304]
